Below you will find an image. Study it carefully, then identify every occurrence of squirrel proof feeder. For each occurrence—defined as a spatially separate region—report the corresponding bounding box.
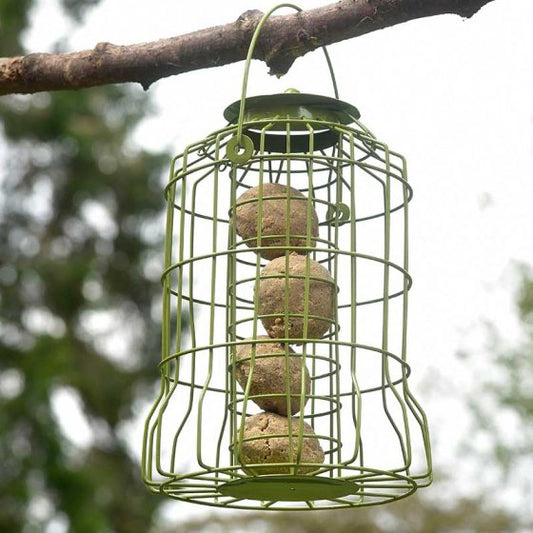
[142,4,432,510]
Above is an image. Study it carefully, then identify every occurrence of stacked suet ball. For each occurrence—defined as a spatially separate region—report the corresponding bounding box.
[233,182,333,474]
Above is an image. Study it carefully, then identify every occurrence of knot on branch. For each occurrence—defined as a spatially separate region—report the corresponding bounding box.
[297,28,311,42]
[236,10,264,32]
[265,24,320,78]
[93,42,116,55]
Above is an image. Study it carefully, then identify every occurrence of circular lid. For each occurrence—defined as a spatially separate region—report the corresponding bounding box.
[223,92,360,126]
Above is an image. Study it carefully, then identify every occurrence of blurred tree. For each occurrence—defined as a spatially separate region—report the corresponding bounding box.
[457,263,533,521]
[156,492,518,533]
[0,1,173,531]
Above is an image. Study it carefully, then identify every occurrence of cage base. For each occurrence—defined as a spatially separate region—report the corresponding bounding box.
[219,475,360,502]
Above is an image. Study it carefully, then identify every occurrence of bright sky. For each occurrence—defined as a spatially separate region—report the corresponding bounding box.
[25,0,533,524]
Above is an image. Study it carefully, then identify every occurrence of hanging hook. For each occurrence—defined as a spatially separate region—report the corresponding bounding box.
[226,2,341,164]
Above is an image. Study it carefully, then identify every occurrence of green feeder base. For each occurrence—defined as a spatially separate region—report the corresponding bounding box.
[219,476,360,502]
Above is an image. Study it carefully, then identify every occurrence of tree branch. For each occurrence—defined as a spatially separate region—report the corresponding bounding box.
[0,0,496,96]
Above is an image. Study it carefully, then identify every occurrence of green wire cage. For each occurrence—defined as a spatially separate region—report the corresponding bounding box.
[142,5,432,510]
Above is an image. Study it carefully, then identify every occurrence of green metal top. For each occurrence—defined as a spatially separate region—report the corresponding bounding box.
[223,92,362,154]
[223,92,361,129]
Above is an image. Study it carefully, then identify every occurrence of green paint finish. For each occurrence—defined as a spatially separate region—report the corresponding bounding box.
[142,3,432,511]
[219,476,360,501]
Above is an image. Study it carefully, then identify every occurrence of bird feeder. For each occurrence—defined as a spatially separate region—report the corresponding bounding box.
[142,4,432,510]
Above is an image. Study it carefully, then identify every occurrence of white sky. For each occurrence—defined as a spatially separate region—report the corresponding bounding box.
[25,0,533,524]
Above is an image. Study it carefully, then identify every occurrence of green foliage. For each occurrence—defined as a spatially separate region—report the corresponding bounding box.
[449,262,533,531]
[0,0,32,54]
[60,0,101,22]
[516,264,533,331]
[156,493,518,533]
[459,263,533,428]
[487,265,533,453]
[0,1,173,531]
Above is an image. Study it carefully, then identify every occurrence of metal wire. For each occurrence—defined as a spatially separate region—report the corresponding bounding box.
[236,3,339,146]
[142,111,432,509]
[142,2,431,511]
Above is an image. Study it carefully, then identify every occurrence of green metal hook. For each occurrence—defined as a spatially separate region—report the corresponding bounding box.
[235,3,340,147]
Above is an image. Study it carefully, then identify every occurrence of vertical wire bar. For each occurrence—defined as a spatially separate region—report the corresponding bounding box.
[143,377,165,483]
[158,150,191,476]
[162,162,177,381]
[323,144,335,476]
[142,157,179,483]
[301,127,315,425]
[332,131,343,476]
[386,154,412,475]
[197,140,221,470]
[273,158,285,184]
[284,133,296,424]
[235,132,265,469]
[379,144,411,472]
[222,133,238,477]
[179,151,193,356]
[303,151,320,468]
[283,121,297,472]
[295,124,314,469]
[347,132,363,468]
[381,145,391,353]
[267,158,274,184]
[168,151,198,473]
[397,151,433,483]
[394,152,414,476]
[228,160,240,469]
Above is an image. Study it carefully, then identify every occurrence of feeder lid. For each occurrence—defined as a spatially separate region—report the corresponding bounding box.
[223,92,361,127]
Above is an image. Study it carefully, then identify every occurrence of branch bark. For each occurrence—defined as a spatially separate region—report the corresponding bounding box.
[0,0,496,96]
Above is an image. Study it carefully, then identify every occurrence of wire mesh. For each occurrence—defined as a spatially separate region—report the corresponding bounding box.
[141,105,432,509]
